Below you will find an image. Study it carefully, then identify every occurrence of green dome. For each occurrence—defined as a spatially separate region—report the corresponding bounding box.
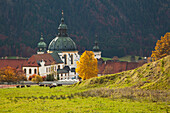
[38,41,47,48]
[93,45,100,51]
[48,14,77,51]
[37,34,47,52]
[38,37,47,48]
[48,36,77,51]
[93,38,100,52]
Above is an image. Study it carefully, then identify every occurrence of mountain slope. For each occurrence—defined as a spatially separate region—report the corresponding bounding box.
[75,55,170,90]
[0,0,169,57]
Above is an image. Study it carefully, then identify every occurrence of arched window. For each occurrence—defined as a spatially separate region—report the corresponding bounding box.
[24,69,27,73]
[34,69,37,74]
[63,54,67,64]
[24,69,26,73]
[29,69,31,74]
[71,54,73,64]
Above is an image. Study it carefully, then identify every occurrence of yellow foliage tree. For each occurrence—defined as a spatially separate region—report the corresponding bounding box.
[76,51,98,80]
[32,75,43,84]
[151,32,170,60]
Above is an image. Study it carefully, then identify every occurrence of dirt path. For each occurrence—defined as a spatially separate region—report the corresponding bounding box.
[0,85,17,88]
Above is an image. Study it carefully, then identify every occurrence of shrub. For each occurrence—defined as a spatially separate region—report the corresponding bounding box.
[46,74,54,81]
[28,74,36,81]
[42,76,46,81]
[32,75,43,83]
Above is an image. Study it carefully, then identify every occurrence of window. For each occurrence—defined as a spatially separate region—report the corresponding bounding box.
[58,65,60,69]
[71,54,73,64]
[64,54,67,64]
[24,69,26,73]
[46,68,48,72]
[29,69,31,74]
[49,67,51,72]
[34,69,37,74]
[57,74,59,80]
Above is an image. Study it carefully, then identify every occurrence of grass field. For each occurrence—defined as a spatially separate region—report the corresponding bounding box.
[0,86,169,113]
[102,55,142,62]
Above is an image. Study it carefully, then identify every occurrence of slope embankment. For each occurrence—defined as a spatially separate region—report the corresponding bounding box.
[74,55,170,90]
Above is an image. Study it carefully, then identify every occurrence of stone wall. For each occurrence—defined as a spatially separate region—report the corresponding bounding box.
[98,60,146,75]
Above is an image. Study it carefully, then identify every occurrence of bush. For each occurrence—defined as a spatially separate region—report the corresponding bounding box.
[32,75,43,83]
[46,74,54,81]
[42,76,46,81]
[28,74,36,81]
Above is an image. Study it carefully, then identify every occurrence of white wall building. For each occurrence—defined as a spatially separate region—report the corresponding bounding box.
[23,12,79,80]
[22,53,67,80]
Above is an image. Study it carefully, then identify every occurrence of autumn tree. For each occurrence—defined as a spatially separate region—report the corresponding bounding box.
[112,56,119,61]
[0,66,26,82]
[76,51,98,80]
[32,75,43,84]
[151,32,170,60]
[28,74,36,81]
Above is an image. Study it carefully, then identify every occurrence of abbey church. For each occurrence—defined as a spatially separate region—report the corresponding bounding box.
[22,12,101,80]
[0,11,145,80]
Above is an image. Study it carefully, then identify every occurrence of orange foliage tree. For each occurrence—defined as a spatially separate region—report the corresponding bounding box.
[151,32,170,60]
[32,75,43,83]
[28,74,36,81]
[0,66,26,82]
[76,51,98,80]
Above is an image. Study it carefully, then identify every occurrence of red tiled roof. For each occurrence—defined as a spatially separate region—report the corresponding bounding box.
[0,59,27,70]
[23,53,57,67]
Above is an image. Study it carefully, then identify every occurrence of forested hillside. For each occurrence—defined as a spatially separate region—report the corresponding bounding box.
[0,0,169,57]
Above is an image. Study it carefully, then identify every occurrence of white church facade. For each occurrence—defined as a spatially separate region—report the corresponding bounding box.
[22,11,101,80]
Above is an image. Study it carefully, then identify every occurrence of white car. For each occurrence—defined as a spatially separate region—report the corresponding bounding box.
[52,83,57,86]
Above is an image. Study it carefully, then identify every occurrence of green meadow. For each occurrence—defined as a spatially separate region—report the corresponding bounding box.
[0,86,169,113]
[102,55,143,62]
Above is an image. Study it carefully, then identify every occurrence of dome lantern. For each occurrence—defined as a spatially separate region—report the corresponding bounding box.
[58,10,68,37]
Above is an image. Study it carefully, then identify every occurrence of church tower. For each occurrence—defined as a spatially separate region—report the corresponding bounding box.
[37,33,47,54]
[93,35,101,59]
[47,11,79,79]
